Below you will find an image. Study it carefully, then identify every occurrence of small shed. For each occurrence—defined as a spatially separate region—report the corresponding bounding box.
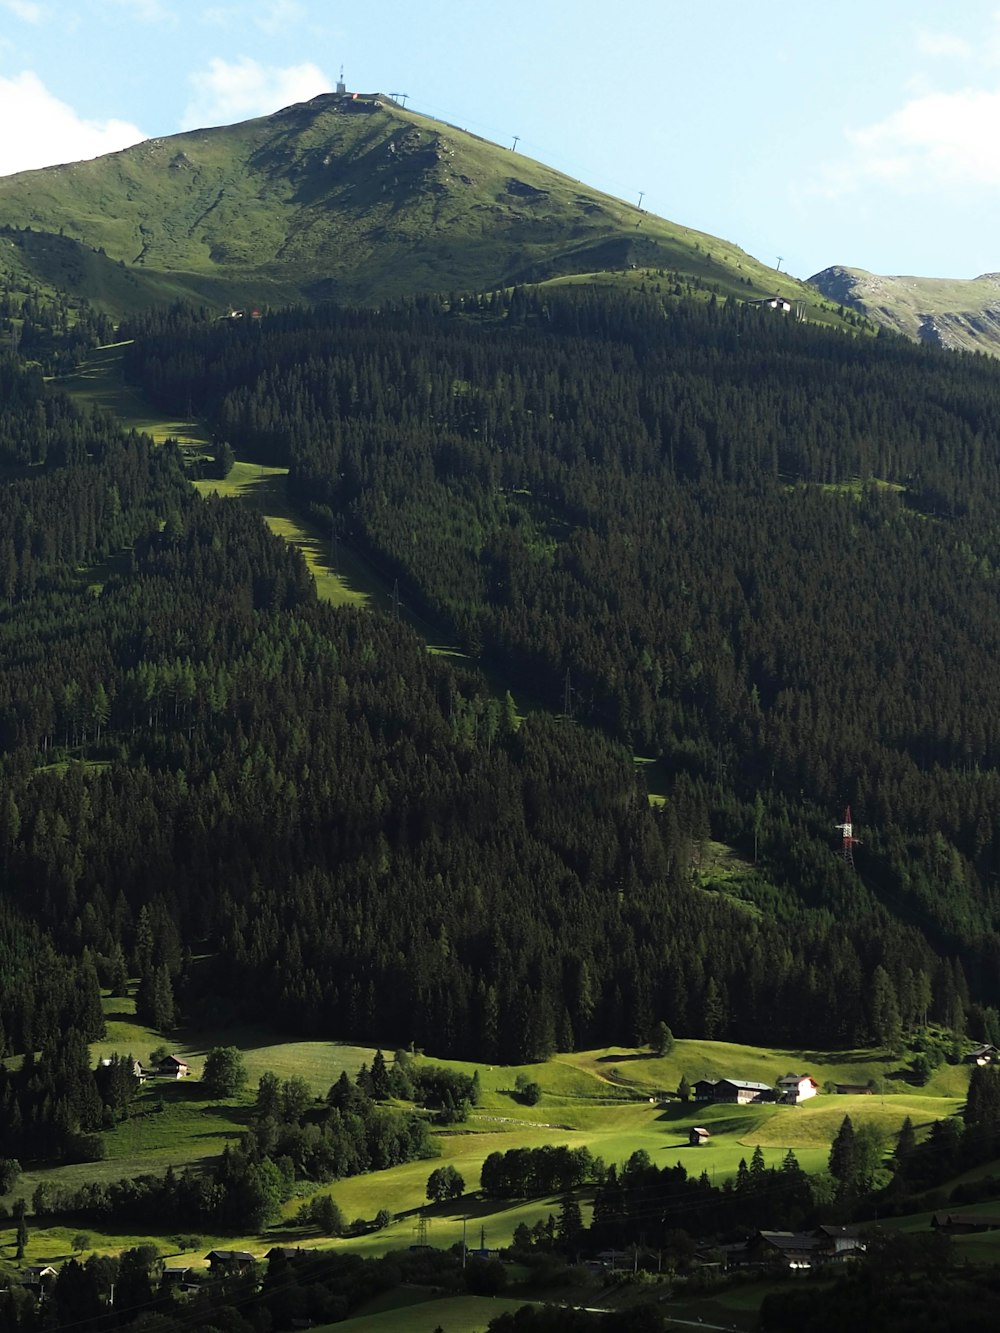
[689,1126,712,1146]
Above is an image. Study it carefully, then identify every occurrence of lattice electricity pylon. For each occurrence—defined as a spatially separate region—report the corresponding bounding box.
[834,805,861,870]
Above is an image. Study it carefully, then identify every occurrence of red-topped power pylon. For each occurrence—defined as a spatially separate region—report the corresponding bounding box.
[835,805,861,870]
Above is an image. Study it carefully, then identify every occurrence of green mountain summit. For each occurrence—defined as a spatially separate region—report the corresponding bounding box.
[0,90,816,313]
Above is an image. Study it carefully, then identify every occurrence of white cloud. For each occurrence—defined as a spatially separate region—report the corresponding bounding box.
[845,87,1000,192]
[2,0,44,22]
[0,71,146,177]
[181,56,329,130]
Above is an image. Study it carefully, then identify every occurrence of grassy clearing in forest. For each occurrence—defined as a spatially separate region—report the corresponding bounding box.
[0,1009,976,1269]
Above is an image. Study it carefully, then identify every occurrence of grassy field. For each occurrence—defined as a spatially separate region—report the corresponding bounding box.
[324,1293,540,1333]
[3,998,971,1268]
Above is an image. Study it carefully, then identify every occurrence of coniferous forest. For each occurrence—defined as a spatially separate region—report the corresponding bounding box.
[6,281,1000,1172]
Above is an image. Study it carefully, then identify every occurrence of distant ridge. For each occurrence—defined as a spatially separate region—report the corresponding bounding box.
[810,265,1000,356]
[0,91,829,316]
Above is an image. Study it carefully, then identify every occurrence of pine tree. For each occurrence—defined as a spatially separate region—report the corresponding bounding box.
[829,1115,857,1196]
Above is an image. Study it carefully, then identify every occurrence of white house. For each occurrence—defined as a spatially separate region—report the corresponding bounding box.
[777,1074,818,1104]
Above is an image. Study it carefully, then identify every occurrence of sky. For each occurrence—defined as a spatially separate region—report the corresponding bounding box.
[2,0,1000,280]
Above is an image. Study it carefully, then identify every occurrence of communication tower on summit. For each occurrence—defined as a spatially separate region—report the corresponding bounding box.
[336,66,346,97]
[835,805,861,870]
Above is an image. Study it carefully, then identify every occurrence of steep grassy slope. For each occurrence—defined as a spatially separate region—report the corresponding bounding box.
[810,265,1000,355]
[0,92,823,313]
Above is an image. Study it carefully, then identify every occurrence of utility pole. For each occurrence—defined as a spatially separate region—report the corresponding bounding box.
[511,135,520,152]
[775,256,784,272]
[834,806,862,871]
[637,191,644,210]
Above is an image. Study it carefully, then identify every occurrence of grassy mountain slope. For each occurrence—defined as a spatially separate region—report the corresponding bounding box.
[0,92,823,313]
[810,265,1000,355]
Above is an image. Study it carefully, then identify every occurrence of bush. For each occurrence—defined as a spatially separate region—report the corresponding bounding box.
[202,1046,248,1098]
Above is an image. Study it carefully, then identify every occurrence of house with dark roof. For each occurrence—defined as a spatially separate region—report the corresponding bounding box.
[966,1044,998,1065]
[715,1078,773,1104]
[155,1055,189,1079]
[205,1250,256,1275]
[733,1226,866,1271]
[693,1076,774,1104]
[777,1074,818,1104]
[931,1212,1000,1235]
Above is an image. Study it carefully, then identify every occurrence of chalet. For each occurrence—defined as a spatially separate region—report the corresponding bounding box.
[748,294,793,313]
[19,1265,57,1297]
[777,1073,818,1104]
[931,1212,1000,1236]
[815,1224,866,1257]
[736,1226,866,1271]
[693,1077,773,1104]
[715,1078,772,1104]
[264,1247,320,1265]
[966,1043,998,1065]
[689,1126,712,1146]
[205,1249,256,1275]
[161,1265,198,1291]
[155,1055,189,1079]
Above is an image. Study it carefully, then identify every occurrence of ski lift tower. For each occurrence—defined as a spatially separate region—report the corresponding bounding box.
[835,805,861,871]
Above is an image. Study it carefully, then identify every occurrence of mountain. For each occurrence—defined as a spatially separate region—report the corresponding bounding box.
[810,265,1000,355]
[0,90,829,315]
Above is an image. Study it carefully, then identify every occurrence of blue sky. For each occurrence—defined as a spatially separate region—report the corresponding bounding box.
[2,0,1000,280]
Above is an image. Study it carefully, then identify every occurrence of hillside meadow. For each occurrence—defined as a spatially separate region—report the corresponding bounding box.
[0,1000,970,1270]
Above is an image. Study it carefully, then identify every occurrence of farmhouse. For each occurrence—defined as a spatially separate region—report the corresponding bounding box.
[931,1212,1000,1236]
[776,1073,818,1104]
[155,1055,189,1079]
[715,1078,773,1104]
[966,1043,998,1065]
[693,1077,773,1104]
[205,1250,256,1275]
[19,1265,57,1297]
[730,1226,866,1271]
[747,294,793,313]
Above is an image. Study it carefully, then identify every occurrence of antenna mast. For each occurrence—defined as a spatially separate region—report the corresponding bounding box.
[834,805,861,870]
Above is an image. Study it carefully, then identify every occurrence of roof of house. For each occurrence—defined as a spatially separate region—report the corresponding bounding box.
[718,1079,772,1092]
[932,1212,1000,1229]
[205,1249,255,1262]
[816,1224,864,1239]
[758,1231,823,1253]
[160,1054,188,1066]
[777,1073,817,1086]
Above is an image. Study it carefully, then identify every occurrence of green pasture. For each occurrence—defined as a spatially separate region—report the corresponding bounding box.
[326,1293,540,1333]
[61,343,211,448]
[0,1007,984,1268]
